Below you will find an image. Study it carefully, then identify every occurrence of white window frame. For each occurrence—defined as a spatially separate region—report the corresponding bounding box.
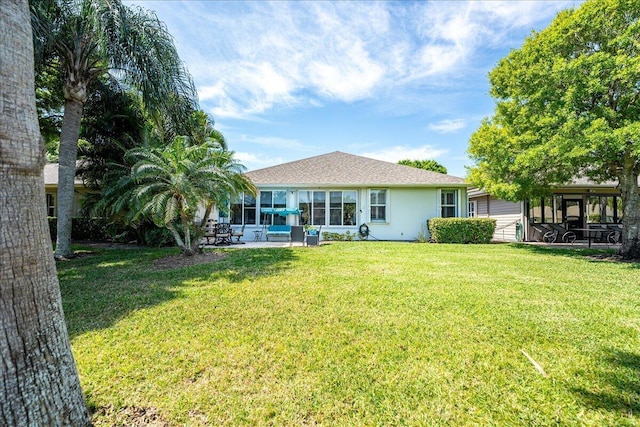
[46,193,56,217]
[468,200,477,218]
[299,190,359,226]
[369,189,388,223]
[230,193,256,225]
[440,189,458,218]
[260,190,287,225]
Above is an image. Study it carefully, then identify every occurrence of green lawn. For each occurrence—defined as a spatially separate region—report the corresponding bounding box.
[59,243,640,426]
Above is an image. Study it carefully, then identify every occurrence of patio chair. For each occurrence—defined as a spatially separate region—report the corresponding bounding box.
[607,224,622,244]
[532,224,557,243]
[548,223,576,243]
[231,224,245,243]
[305,225,321,246]
[214,223,232,245]
[290,226,305,244]
[202,219,217,246]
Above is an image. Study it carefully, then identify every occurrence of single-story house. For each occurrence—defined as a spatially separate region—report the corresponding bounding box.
[227,151,470,242]
[469,177,630,242]
[44,163,89,217]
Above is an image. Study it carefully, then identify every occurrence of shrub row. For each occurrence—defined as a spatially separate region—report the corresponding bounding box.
[47,217,174,247]
[321,231,357,241]
[48,217,112,242]
[428,218,496,244]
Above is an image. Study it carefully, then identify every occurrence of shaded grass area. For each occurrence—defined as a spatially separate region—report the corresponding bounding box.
[59,243,640,426]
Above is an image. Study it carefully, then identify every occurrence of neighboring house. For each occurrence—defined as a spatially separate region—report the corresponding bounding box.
[44,163,89,218]
[228,151,469,241]
[467,188,524,242]
[469,177,630,242]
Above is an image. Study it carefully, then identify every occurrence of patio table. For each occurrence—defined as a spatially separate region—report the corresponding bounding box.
[571,228,600,248]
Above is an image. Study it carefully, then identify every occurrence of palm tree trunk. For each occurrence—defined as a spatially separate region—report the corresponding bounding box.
[199,203,213,228]
[619,165,640,259]
[54,98,83,258]
[166,222,187,251]
[0,1,91,424]
[181,213,195,256]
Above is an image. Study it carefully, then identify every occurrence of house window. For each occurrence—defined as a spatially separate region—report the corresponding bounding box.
[370,189,387,223]
[230,193,256,225]
[441,190,457,217]
[260,190,287,225]
[312,191,326,225]
[299,191,327,226]
[300,190,357,226]
[46,193,56,217]
[330,191,357,226]
[468,200,477,218]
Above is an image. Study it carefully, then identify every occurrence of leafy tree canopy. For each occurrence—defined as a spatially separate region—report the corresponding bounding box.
[398,159,447,174]
[467,0,640,257]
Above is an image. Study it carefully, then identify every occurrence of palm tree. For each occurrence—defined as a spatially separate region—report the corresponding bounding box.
[1,0,90,423]
[103,136,256,256]
[31,0,197,258]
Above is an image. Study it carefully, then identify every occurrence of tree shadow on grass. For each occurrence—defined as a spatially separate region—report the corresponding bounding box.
[509,243,640,269]
[58,246,299,339]
[570,349,640,416]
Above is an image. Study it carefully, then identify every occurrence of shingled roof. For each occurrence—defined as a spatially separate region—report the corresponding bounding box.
[245,151,467,187]
[44,163,84,186]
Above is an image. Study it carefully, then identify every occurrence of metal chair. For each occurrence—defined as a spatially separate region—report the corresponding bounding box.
[231,224,245,243]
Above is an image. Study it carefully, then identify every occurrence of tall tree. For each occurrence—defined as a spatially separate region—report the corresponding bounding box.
[398,159,448,174]
[101,136,256,256]
[31,0,197,259]
[468,0,640,259]
[0,0,90,424]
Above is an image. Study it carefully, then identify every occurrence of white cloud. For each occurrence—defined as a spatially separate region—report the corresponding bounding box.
[234,152,285,171]
[428,119,466,134]
[363,145,448,163]
[130,0,582,120]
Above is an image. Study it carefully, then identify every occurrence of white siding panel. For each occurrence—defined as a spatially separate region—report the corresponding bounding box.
[488,198,522,241]
[469,195,523,242]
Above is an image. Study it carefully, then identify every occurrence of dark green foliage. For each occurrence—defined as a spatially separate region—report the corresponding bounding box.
[138,225,175,248]
[48,217,109,241]
[47,217,174,247]
[398,159,448,174]
[428,218,496,244]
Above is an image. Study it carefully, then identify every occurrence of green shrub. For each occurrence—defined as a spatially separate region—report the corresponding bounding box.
[48,217,110,241]
[428,218,496,244]
[139,226,175,247]
[47,217,172,246]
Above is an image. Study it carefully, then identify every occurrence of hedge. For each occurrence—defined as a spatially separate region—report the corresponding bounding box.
[48,217,111,242]
[48,217,177,247]
[428,218,496,244]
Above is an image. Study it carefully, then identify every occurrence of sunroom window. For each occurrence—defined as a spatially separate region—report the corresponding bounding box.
[260,190,287,225]
[299,190,357,226]
[230,193,256,225]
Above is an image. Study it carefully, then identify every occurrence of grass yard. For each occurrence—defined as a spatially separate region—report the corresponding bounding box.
[59,242,640,426]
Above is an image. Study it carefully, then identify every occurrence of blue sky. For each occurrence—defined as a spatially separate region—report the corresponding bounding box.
[127,0,582,177]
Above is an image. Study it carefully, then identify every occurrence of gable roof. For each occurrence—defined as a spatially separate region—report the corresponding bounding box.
[245,151,467,187]
[44,163,84,186]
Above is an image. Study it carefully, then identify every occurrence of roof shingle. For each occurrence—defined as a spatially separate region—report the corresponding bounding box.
[245,151,467,187]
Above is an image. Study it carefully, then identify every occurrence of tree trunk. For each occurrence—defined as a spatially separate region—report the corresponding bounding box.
[181,213,195,256]
[166,222,187,252]
[54,99,84,258]
[619,166,640,259]
[0,1,91,425]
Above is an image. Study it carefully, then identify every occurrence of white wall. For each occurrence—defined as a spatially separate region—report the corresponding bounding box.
[236,186,468,242]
